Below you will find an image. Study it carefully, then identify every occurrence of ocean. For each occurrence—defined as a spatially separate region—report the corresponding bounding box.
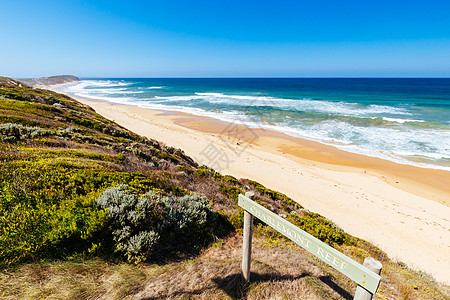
[63,78,450,171]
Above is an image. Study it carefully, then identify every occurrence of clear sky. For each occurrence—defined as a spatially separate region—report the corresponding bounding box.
[1,0,449,78]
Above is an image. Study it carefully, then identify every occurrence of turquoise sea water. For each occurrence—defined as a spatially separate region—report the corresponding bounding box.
[63,78,450,171]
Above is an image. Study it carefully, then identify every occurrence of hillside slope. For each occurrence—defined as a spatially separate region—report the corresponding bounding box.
[0,77,448,299]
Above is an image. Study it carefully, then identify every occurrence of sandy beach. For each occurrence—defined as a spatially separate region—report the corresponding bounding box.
[59,90,450,284]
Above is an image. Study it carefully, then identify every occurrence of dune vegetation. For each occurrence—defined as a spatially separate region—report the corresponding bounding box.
[0,77,448,299]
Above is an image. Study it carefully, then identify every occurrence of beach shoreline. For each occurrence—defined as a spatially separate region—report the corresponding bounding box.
[55,86,450,284]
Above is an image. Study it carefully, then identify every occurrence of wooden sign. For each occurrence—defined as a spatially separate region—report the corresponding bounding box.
[238,194,382,294]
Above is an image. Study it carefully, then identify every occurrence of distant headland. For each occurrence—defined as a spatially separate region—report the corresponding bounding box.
[17,75,80,88]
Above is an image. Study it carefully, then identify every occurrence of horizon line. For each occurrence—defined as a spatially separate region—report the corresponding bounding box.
[78,76,450,79]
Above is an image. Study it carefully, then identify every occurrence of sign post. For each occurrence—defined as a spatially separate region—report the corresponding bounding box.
[238,193,382,298]
[241,191,255,281]
[354,257,383,300]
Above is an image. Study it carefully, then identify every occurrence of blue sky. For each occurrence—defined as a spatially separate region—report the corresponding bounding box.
[1,0,449,77]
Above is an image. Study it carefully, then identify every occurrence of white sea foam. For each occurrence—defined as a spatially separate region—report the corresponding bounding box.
[66,80,450,171]
[117,81,133,86]
[75,84,411,119]
[195,92,270,101]
[66,81,143,97]
[382,117,425,123]
[137,102,246,122]
[304,120,450,163]
[392,150,450,160]
[280,124,449,170]
[283,100,410,116]
[195,93,411,116]
[85,80,121,87]
[228,118,450,171]
[88,88,144,95]
[153,95,203,101]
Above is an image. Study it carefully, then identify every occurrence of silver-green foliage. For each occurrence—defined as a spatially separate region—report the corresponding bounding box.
[96,185,217,262]
[159,195,213,236]
[96,185,160,262]
[0,123,48,141]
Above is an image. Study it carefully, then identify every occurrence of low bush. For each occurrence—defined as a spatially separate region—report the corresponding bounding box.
[288,212,349,246]
[0,190,108,265]
[219,183,243,199]
[158,193,219,250]
[0,123,49,141]
[247,179,302,209]
[96,185,227,263]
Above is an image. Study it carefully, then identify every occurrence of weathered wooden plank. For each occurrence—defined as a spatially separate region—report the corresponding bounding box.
[242,211,253,281]
[238,194,382,294]
[241,191,255,281]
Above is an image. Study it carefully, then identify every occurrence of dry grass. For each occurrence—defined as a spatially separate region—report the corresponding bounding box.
[0,259,108,299]
[1,234,449,299]
[0,235,352,300]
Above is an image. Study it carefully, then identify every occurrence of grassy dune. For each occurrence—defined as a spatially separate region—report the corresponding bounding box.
[0,77,448,299]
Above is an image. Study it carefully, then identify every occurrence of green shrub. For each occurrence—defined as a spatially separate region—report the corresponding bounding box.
[228,209,244,229]
[196,166,209,177]
[0,163,160,264]
[46,194,108,255]
[158,194,217,248]
[248,179,302,209]
[196,165,220,178]
[289,212,349,246]
[218,183,242,199]
[0,123,49,141]
[96,185,225,263]
[0,190,107,265]
[65,185,161,263]
[56,126,82,138]
[0,202,49,264]
[222,175,242,186]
